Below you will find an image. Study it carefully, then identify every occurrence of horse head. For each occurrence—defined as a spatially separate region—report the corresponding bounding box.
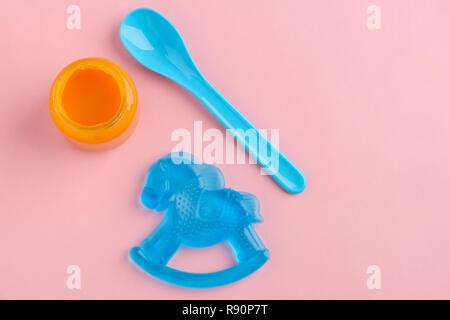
[141,152,199,211]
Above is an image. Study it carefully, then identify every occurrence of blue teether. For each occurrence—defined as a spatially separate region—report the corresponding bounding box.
[130,152,270,288]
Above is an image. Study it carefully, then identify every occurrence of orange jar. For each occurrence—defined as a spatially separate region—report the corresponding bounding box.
[49,58,138,151]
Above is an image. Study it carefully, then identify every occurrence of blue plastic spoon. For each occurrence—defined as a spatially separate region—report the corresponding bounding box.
[120,8,306,193]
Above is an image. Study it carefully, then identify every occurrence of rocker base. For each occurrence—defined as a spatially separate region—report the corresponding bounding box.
[129,246,270,289]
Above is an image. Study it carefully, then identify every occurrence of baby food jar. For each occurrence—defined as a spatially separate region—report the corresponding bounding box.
[49,57,138,151]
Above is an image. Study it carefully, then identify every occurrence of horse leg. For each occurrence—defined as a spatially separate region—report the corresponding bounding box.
[227,225,267,263]
[138,220,180,266]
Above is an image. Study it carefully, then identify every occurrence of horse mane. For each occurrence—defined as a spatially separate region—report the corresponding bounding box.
[161,152,225,191]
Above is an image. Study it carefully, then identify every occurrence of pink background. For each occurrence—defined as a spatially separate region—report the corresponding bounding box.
[1,0,450,299]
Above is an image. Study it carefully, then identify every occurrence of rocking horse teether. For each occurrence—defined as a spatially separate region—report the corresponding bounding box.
[130,152,270,288]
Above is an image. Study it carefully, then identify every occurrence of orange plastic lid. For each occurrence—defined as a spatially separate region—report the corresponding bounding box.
[49,58,138,150]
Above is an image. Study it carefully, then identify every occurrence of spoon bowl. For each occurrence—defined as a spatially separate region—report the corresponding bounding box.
[120,8,201,87]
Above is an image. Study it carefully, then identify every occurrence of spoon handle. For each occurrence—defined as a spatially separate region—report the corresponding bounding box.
[186,78,306,194]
